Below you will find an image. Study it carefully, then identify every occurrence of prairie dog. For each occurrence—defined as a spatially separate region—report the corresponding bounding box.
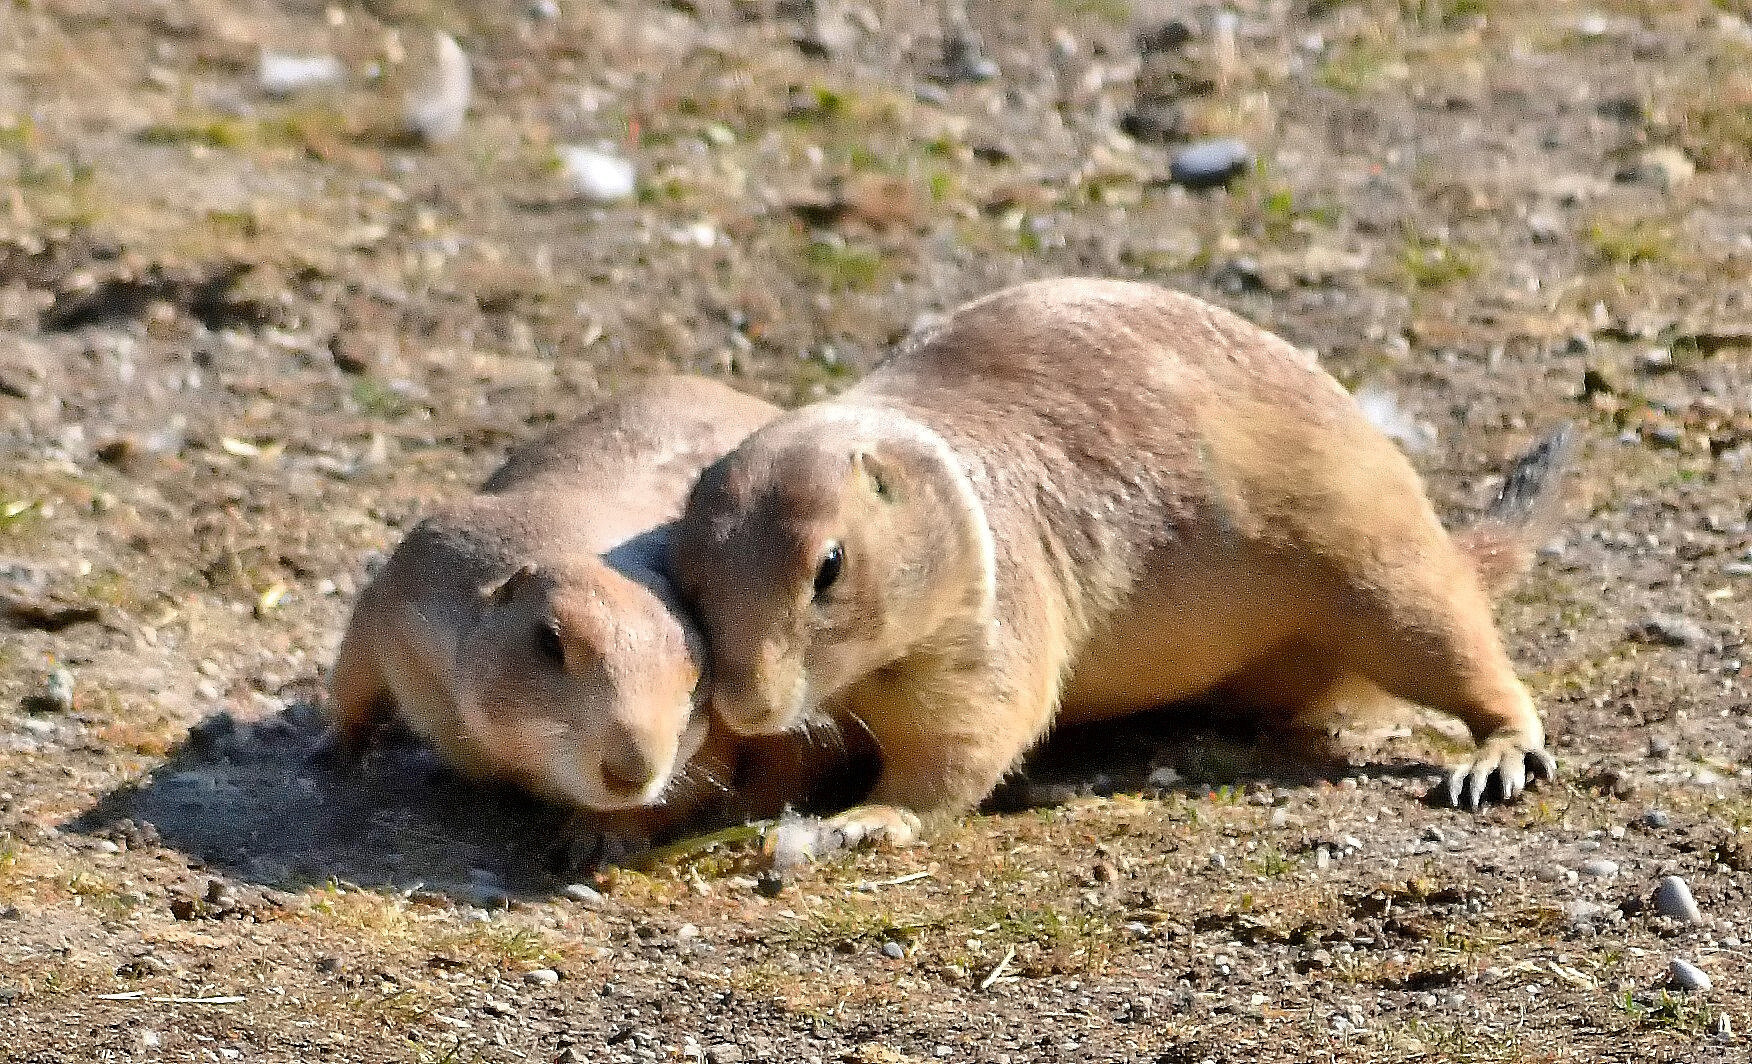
[671,278,1566,845]
[327,376,781,815]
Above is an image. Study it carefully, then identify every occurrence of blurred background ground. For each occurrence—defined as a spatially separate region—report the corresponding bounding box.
[0,0,1750,1059]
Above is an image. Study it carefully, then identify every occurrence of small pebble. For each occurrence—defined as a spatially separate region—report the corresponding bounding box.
[1654,876,1704,924]
[1638,347,1675,373]
[1643,809,1673,828]
[934,28,999,83]
[1169,138,1253,190]
[39,668,75,713]
[259,52,344,97]
[881,941,905,960]
[558,145,637,203]
[562,883,605,907]
[404,31,472,144]
[1146,765,1181,789]
[1579,858,1619,878]
[524,968,560,985]
[1669,957,1712,993]
[1633,615,1707,648]
[1624,146,1695,192]
[1715,1013,1735,1041]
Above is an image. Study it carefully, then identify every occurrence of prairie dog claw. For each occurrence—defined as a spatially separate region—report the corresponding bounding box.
[1443,735,1556,810]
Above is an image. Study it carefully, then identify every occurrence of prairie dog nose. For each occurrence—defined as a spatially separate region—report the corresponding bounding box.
[599,732,660,797]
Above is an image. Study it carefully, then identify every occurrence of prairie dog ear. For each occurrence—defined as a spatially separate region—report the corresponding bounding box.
[851,450,894,502]
[480,563,538,606]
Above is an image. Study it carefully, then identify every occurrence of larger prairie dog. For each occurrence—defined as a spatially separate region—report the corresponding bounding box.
[671,278,1566,845]
[328,376,783,818]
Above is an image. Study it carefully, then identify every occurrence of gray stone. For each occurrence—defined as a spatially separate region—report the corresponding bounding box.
[1579,858,1620,879]
[1644,809,1672,829]
[562,882,605,907]
[1654,875,1704,923]
[1169,138,1252,190]
[881,940,905,960]
[1669,957,1712,993]
[523,968,560,985]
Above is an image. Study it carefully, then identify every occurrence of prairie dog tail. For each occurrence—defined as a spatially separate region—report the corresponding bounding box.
[1454,423,1576,595]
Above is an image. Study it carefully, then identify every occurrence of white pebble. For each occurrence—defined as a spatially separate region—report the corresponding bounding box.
[562,882,605,907]
[524,968,559,985]
[259,52,344,97]
[557,145,637,203]
[881,941,905,959]
[404,32,472,144]
[1579,858,1619,878]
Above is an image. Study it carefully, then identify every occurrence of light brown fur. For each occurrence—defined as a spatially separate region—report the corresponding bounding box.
[328,375,823,836]
[672,278,1565,843]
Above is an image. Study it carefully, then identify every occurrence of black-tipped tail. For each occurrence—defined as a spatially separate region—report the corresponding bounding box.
[1459,422,1576,595]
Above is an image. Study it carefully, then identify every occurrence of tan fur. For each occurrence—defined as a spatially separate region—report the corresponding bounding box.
[672,278,1565,838]
[328,376,793,825]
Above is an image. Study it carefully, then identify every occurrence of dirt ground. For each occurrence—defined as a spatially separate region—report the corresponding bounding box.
[1,0,1750,1060]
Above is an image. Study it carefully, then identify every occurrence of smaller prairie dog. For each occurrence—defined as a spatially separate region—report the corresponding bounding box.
[327,376,783,826]
[671,278,1569,848]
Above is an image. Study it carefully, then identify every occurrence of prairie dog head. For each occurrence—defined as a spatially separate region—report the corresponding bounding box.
[671,408,995,736]
[453,558,708,811]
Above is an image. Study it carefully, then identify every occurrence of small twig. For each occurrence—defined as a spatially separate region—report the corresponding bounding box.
[93,993,245,1004]
[979,945,1017,991]
[854,870,933,892]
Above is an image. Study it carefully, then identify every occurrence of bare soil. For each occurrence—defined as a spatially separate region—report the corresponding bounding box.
[1,0,1750,1060]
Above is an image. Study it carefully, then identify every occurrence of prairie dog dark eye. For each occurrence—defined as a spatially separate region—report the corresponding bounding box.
[535,621,565,665]
[813,542,844,600]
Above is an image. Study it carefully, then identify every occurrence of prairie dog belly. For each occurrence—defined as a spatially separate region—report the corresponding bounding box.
[1055,555,1313,725]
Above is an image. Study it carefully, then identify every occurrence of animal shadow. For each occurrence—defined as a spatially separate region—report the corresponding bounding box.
[67,697,1451,902]
[70,701,597,903]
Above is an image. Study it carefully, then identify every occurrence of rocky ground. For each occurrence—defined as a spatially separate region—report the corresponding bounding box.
[1,0,1751,1059]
